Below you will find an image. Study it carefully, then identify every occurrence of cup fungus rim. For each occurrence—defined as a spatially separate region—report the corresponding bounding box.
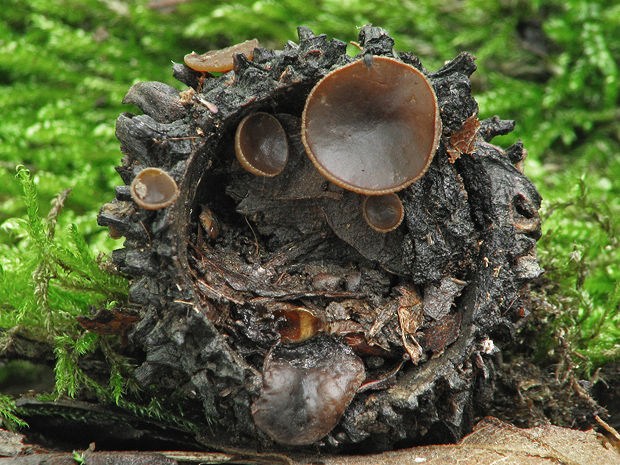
[130,167,180,210]
[234,112,289,177]
[362,193,405,233]
[184,38,259,73]
[301,55,442,195]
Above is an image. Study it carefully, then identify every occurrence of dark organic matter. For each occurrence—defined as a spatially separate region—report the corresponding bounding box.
[98,26,543,452]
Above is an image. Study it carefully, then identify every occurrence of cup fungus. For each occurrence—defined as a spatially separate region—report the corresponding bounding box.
[130,167,179,210]
[235,112,289,177]
[184,39,259,73]
[301,56,441,195]
[362,193,404,233]
[251,337,365,446]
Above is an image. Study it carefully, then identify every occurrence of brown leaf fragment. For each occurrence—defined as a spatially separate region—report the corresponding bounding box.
[358,358,406,393]
[299,417,620,465]
[343,332,390,356]
[396,284,424,364]
[329,319,365,335]
[0,451,177,464]
[88,452,177,464]
[595,415,620,453]
[457,416,620,465]
[418,311,461,354]
[163,450,295,464]
[76,308,139,336]
[446,113,481,163]
[367,301,398,341]
[423,277,467,320]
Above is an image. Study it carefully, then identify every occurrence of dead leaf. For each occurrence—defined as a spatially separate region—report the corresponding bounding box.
[446,114,481,163]
[76,308,139,336]
[0,429,28,457]
[309,417,620,465]
[418,312,461,354]
[396,284,424,364]
[423,277,467,320]
[5,418,618,465]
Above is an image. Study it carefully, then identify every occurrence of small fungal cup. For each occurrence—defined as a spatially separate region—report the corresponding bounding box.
[274,307,327,343]
[251,337,365,445]
[235,112,289,177]
[362,193,405,233]
[301,56,441,194]
[184,39,259,73]
[130,167,179,210]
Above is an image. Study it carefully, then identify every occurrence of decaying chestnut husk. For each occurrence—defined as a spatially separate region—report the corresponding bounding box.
[98,26,542,452]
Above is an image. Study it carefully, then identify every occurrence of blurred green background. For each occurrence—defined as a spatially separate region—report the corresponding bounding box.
[0,0,619,376]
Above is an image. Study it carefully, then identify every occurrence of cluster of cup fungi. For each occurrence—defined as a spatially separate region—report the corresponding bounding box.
[124,41,441,446]
[129,45,440,235]
[109,27,542,449]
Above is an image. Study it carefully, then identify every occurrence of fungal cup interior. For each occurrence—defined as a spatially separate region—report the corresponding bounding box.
[235,112,289,177]
[130,167,179,210]
[301,56,441,195]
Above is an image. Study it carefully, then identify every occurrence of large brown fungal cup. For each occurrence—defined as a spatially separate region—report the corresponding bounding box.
[363,193,404,233]
[235,112,289,177]
[184,39,259,73]
[130,167,179,210]
[251,337,365,446]
[301,56,441,195]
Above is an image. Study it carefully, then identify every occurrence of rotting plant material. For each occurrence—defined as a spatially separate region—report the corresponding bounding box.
[98,25,544,452]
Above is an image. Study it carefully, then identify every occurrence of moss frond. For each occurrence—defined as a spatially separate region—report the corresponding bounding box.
[0,394,28,430]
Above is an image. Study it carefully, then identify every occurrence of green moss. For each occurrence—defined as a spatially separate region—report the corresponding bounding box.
[0,167,199,431]
[534,177,620,371]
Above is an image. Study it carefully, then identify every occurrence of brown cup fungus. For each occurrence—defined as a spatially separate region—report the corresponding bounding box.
[184,39,259,73]
[235,112,289,177]
[362,193,404,233]
[130,167,179,210]
[251,337,365,446]
[301,56,441,195]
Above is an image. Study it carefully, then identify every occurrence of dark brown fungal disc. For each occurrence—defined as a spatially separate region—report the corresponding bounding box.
[301,56,441,195]
[235,112,289,177]
[100,25,548,454]
[184,38,259,73]
[251,337,365,445]
[129,167,179,210]
[362,193,404,233]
